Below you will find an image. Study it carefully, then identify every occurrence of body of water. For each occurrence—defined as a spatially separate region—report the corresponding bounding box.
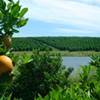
[62,57,91,69]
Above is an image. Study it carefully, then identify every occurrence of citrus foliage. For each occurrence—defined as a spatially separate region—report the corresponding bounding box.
[35,57,100,100]
[0,0,28,36]
[36,37,100,51]
[12,37,100,51]
[0,0,28,50]
[12,38,53,51]
[0,52,100,100]
[0,51,71,100]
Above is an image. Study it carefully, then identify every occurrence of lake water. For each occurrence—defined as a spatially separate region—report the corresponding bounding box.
[62,57,91,69]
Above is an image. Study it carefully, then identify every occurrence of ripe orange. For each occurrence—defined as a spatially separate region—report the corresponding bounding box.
[0,55,13,76]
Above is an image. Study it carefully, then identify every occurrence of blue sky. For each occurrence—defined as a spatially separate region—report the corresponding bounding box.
[14,0,100,37]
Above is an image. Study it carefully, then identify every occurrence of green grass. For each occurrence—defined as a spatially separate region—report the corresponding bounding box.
[13,50,100,57]
[58,51,100,56]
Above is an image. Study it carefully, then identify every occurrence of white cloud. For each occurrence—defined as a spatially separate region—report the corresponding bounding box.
[58,28,98,34]
[67,0,100,6]
[20,0,100,36]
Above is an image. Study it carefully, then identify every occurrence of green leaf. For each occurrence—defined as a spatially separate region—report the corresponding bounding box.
[19,8,28,18]
[11,2,21,17]
[0,0,6,9]
[7,2,13,10]
[7,94,12,100]
[8,0,13,2]
[0,1,3,9]
[2,1,6,9]
[0,11,3,20]
[12,28,19,33]
[16,18,28,27]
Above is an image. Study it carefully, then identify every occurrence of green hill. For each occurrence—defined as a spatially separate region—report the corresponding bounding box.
[12,37,100,51]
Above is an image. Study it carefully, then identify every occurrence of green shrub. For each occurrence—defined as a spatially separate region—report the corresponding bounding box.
[2,52,100,100]
[35,85,92,100]
[4,51,71,100]
[34,57,100,100]
[35,65,100,100]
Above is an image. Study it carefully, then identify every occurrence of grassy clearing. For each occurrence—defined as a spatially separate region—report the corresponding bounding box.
[13,50,100,57]
[59,51,100,56]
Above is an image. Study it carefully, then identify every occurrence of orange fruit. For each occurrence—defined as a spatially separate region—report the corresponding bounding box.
[0,55,13,76]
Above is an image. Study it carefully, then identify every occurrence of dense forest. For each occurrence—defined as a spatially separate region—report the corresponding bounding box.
[12,37,53,51]
[12,37,100,51]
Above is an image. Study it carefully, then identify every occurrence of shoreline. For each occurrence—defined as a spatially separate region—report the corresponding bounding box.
[13,51,100,56]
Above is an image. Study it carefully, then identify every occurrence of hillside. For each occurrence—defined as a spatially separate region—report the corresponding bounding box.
[12,37,100,51]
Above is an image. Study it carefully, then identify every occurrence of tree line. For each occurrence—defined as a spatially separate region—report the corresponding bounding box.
[12,37,100,51]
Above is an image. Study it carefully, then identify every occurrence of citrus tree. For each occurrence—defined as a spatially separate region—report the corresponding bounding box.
[0,0,28,49]
[0,0,28,81]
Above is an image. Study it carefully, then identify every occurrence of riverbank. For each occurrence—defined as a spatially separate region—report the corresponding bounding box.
[13,51,100,56]
[58,51,100,56]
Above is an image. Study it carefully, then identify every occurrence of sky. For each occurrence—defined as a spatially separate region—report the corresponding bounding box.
[14,0,100,37]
